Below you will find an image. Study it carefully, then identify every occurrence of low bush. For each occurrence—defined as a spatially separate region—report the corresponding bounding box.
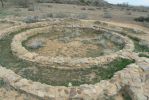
[36,0,50,3]
[53,12,69,18]
[28,6,35,11]
[139,53,149,58]
[134,16,149,22]
[94,21,101,25]
[103,12,112,18]
[10,0,31,8]
[46,13,53,18]
[27,39,44,49]
[81,7,86,10]
[23,16,39,23]
[126,11,132,15]
[88,8,95,11]
[75,13,88,19]
[0,79,5,87]
[47,5,53,8]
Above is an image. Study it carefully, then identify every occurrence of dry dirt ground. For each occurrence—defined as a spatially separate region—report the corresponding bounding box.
[24,28,118,58]
[104,20,149,41]
[0,3,149,25]
[0,21,14,30]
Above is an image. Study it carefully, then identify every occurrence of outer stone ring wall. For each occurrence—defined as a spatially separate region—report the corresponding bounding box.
[0,63,146,99]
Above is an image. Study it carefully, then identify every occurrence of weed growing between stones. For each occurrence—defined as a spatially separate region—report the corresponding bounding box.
[139,53,149,58]
[129,37,149,52]
[120,86,132,100]
[0,79,5,88]
[0,10,11,18]
[17,58,135,86]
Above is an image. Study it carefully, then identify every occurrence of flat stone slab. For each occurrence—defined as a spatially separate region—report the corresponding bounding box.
[138,64,149,72]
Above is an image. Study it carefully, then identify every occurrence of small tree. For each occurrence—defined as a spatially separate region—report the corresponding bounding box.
[0,0,4,8]
[18,0,30,8]
[10,0,31,8]
[79,0,85,4]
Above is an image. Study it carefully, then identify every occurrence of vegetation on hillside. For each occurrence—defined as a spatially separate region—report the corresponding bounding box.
[0,0,109,8]
[134,16,149,22]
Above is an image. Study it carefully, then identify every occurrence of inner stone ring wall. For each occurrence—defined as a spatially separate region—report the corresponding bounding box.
[11,23,134,69]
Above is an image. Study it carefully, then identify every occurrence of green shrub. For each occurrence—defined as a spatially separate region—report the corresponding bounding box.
[28,6,35,11]
[0,79,5,87]
[81,7,86,10]
[0,10,10,18]
[46,13,53,18]
[11,0,31,8]
[23,16,39,23]
[75,13,88,19]
[79,0,85,4]
[88,8,95,11]
[53,12,69,18]
[139,53,149,58]
[103,12,112,18]
[134,16,149,22]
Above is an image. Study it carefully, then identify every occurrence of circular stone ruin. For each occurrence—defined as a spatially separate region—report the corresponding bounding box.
[11,20,134,69]
[0,19,148,100]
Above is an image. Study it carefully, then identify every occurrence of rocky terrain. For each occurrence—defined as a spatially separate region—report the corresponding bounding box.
[0,18,148,100]
[0,0,149,100]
